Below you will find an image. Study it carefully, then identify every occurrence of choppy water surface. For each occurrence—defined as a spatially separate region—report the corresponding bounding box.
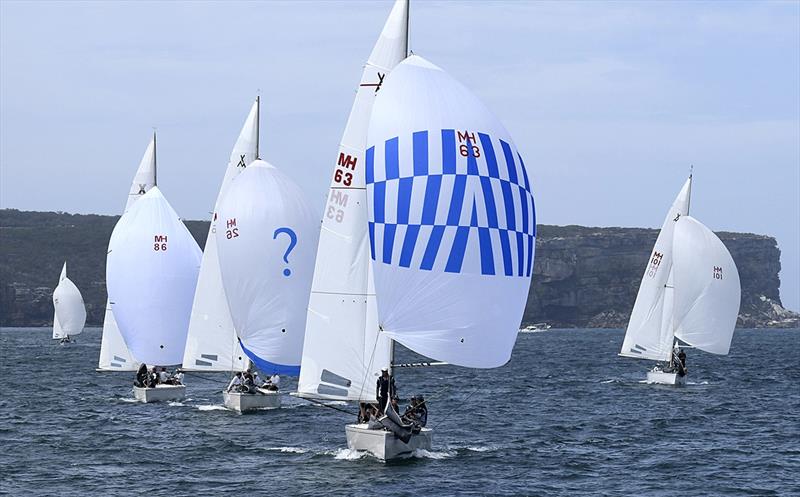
[0,328,798,496]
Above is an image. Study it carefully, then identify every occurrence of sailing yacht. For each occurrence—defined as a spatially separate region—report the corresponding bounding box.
[97,136,157,372]
[620,175,741,385]
[52,262,86,344]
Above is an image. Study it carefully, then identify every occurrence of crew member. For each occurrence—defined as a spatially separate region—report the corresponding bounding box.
[376,367,396,414]
[227,372,243,392]
[676,348,687,376]
[135,363,148,387]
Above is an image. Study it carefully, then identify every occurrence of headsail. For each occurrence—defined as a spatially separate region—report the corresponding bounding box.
[182,100,259,371]
[98,136,156,370]
[52,262,87,339]
[106,187,201,365]
[297,0,409,400]
[672,216,740,355]
[215,160,316,375]
[365,55,536,369]
[620,176,692,361]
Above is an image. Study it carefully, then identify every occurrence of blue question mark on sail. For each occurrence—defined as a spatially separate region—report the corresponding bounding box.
[273,228,297,277]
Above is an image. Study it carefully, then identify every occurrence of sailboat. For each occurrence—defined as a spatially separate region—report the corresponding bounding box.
[620,175,741,386]
[97,136,156,371]
[106,182,202,402]
[52,262,87,344]
[181,99,258,400]
[215,155,316,412]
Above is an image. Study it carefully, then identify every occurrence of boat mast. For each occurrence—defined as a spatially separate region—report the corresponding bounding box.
[255,95,261,160]
[404,0,410,57]
[152,130,158,186]
[687,165,693,216]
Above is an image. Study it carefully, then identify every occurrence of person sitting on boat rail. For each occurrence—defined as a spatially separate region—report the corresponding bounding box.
[676,348,687,377]
[376,367,396,414]
[261,373,280,391]
[135,363,148,387]
[403,395,428,428]
[227,372,242,392]
[158,367,170,384]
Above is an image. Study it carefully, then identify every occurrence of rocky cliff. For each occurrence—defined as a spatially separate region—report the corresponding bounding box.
[1,209,797,328]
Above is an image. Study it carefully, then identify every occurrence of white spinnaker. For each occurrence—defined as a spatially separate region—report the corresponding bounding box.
[98,137,156,370]
[672,216,741,355]
[366,56,536,368]
[620,176,692,361]
[182,100,258,371]
[297,0,408,400]
[215,160,317,375]
[106,187,201,365]
[52,262,87,338]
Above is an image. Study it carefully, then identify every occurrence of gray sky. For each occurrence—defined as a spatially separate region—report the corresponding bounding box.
[1,0,798,310]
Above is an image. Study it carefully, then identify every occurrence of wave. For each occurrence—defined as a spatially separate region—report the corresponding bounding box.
[168,401,184,407]
[265,446,308,454]
[331,448,368,460]
[196,405,227,411]
[408,448,455,460]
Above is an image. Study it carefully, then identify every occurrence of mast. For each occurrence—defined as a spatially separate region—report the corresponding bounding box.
[255,95,261,160]
[152,130,158,186]
[403,0,409,57]
[687,166,693,216]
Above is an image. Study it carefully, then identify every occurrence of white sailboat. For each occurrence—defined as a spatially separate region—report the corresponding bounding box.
[97,136,157,371]
[296,0,408,406]
[106,186,202,402]
[215,158,317,412]
[181,99,259,376]
[620,175,741,385]
[52,262,87,344]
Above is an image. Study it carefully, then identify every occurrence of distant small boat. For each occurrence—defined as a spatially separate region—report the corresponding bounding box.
[520,323,551,333]
[52,262,86,344]
[620,174,741,386]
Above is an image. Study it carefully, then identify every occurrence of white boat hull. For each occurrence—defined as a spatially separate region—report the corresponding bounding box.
[222,390,281,412]
[345,423,432,460]
[133,385,186,403]
[646,370,686,386]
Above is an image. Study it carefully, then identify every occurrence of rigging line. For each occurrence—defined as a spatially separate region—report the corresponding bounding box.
[428,383,481,430]
[297,396,358,417]
[355,326,384,403]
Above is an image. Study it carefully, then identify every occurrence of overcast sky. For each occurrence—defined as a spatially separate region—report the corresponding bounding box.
[1,0,798,310]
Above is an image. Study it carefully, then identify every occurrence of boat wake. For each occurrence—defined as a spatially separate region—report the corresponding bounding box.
[115,397,140,404]
[196,404,227,411]
[265,446,308,454]
[408,448,456,460]
[331,448,368,460]
[168,401,185,407]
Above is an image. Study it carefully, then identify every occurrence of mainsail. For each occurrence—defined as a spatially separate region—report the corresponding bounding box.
[215,160,316,375]
[366,55,536,368]
[672,216,741,355]
[106,187,201,365]
[297,0,409,401]
[98,136,157,370]
[182,99,259,371]
[52,262,87,339]
[619,177,692,361]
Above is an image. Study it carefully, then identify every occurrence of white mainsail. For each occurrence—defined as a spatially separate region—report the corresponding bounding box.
[98,136,157,371]
[182,99,259,371]
[620,177,692,361]
[672,216,741,355]
[365,55,537,368]
[297,0,409,401]
[52,262,87,339]
[215,160,316,375]
[106,187,201,365]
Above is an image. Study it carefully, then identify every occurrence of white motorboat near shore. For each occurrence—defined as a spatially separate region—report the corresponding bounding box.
[133,384,186,403]
[345,423,432,460]
[222,389,280,413]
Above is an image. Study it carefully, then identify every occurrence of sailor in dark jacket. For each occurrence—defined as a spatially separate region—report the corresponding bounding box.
[376,367,396,414]
[676,348,687,376]
[134,363,148,387]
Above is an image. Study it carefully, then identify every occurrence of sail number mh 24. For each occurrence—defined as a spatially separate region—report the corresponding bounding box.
[154,235,168,251]
[225,218,239,239]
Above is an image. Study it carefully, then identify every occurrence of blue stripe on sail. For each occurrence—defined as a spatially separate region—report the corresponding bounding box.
[373,182,386,223]
[413,131,428,176]
[366,146,375,185]
[501,140,518,185]
[530,192,537,236]
[500,181,516,231]
[516,231,525,277]
[466,137,479,175]
[480,176,499,229]
[368,222,376,260]
[385,137,399,180]
[239,340,300,376]
[446,175,467,226]
[421,225,445,270]
[499,230,513,276]
[518,185,529,235]
[526,234,535,277]
[397,177,413,225]
[479,133,499,178]
[382,223,397,264]
[445,226,470,273]
[399,224,420,268]
[470,198,478,228]
[442,130,456,174]
[421,175,442,225]
[518,152,531,192]
[478,227,495,275]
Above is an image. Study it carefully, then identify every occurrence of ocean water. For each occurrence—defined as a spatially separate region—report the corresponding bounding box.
[0,327,798,497]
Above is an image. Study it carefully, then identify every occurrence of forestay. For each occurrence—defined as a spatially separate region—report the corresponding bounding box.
[182,100,258,371]
[98,136,156,371]
[366,56,536,369]
[106,187,201,366]
[620,177,692,361]
[52,262,87,339]
[672,216,740,355]
[215,160,316,375]
[297,0,408,401]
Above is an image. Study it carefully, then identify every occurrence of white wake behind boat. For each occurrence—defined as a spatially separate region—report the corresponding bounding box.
[620,174,741,386]
[52,262,86,344]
